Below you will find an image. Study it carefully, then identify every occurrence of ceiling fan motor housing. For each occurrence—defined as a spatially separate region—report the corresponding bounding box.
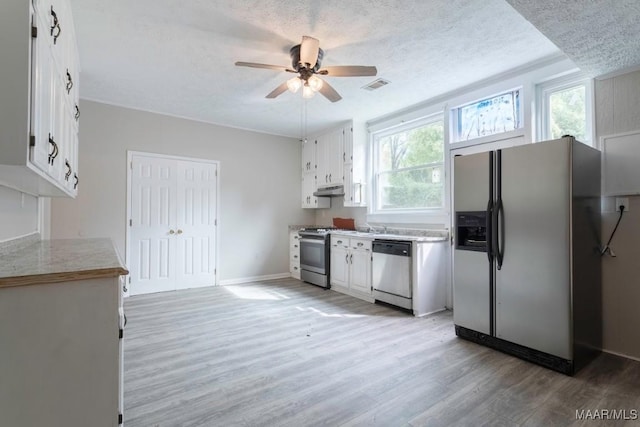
[290,44,324,72]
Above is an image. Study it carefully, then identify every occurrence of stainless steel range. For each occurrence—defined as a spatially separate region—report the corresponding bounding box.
[298,227,333,289]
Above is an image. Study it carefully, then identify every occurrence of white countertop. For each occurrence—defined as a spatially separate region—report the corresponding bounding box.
[329,230,448,243]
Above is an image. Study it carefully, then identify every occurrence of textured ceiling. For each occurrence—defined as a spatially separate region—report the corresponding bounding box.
[69,0,563,137]
[506,0,640,78]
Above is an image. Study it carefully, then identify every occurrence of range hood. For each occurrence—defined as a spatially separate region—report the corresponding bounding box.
[313,185,345,197]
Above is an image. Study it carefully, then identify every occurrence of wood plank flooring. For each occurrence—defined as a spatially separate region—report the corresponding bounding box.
[123,278,640,427]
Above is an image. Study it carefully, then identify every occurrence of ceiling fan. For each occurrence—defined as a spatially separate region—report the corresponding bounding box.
[235,36,377,102]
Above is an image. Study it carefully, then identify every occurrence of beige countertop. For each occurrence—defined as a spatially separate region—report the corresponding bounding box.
[329,230,448,243]
[0,238,129,289]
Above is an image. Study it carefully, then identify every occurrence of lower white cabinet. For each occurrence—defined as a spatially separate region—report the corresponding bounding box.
[330,235,373,301]
[289,230,301,279]
[0,276,124,427]
[0,238,127,427]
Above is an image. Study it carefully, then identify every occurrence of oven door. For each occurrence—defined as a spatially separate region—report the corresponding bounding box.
[299,238,327,274]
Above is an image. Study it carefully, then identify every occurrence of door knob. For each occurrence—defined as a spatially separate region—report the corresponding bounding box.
[169,229,175,234]
[177,229,183,234]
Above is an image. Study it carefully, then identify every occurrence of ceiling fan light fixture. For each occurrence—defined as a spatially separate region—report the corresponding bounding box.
[287,77,302,93]
[307,75,323,92]
[302,84,315,99]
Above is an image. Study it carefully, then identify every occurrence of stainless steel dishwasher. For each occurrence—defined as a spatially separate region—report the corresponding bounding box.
[372,240,412,310]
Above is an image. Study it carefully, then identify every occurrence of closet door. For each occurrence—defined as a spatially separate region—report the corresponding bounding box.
[129,155,178,295]
[175,161,218,289]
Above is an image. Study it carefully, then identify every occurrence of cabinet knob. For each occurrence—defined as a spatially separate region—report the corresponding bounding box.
[50,7,61,44]
[169,229,175,235]
[177,229,183,235]
[75,105,80,121]
[329,173,332,182]
[66,70,73,94]
[345,254,349,264]
[64,159,71,180]
[350,254,353,264]
[73,173,79,189]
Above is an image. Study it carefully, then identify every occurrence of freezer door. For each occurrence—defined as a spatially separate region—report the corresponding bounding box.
[495,141,572,360]
[453,152,492,334]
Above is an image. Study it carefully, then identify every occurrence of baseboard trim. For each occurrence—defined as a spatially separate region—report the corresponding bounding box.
[220,273,291,286]
[602,349,640,363]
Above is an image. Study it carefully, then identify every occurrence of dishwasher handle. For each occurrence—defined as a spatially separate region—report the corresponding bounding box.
[372,240,411,257]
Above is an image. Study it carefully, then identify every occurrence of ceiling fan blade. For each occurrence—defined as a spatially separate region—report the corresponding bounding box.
[318,66,378,77]
[300,36,320,68]
[266,81,289,99]
[317,79,342,103]
[235,62,295,73]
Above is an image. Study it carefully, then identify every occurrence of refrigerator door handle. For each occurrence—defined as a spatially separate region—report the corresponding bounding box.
[496,198,505,269]
[486,199,493,262]
[495,149,504,270]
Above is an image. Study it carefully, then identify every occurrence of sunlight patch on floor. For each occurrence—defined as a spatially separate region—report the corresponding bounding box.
[224,285,289,300]
[295,306,368,318]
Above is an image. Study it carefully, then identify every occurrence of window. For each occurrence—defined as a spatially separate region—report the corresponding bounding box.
[538,77,592,145]
[372,118,445,213]
[452,88,522,142]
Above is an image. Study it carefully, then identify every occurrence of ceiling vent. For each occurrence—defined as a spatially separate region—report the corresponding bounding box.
[362,78,390,91]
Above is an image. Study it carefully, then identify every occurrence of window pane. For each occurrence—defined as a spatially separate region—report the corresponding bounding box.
[377,121,444,172]
[456,90,520,141]
[377,165,444,210]
[549,85,586,141]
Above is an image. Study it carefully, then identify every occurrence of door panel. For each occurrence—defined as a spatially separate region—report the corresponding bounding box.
[129,156,177,295]
[452,152,492,334]
[176,161,217,289]
[453,250,491,334]
[495,141,572,359]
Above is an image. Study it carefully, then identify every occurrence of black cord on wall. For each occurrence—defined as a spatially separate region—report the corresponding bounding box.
[601,205,625,257]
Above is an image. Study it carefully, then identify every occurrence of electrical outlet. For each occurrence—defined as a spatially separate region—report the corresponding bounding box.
[615,197,630,212]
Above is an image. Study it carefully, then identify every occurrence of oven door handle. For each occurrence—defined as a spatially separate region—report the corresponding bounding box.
[299,238,326,245]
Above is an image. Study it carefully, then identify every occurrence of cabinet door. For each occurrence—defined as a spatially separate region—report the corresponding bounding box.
[301,139,316,173]
[48,73,67,183]
[350,239,372,294]
[330,238,349,288]
[302,173,314,208]
[30,10,55,173]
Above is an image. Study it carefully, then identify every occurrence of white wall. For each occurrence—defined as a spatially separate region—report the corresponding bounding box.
[0,185,38,242]
[315,198,367,228]
[50,100,315,282]
[595,70,640,360]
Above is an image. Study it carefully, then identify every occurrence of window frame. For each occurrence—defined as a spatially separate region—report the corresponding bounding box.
[536,73,594,146]
[369,114,446,221]
[450,87,524,144]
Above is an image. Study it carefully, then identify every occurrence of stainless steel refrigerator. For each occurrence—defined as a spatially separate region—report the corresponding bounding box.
[453,136,602,375]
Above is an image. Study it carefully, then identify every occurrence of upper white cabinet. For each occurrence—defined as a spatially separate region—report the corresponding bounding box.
[0,0,80,197]
[316,127,344,188]
[300,138,329,209]
[343,121,367,207]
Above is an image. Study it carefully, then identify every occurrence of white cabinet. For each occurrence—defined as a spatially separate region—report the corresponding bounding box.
[330,234,373,301]
[289,230,301,279]
[316,127,344,188]
[301,139,329,209]
[343,121,367,207]
[0,0,80,197]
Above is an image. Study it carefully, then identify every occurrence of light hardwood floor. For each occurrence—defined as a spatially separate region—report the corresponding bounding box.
[123,278,640,427]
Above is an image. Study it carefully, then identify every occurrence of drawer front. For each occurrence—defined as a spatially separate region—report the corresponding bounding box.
[351,238,372,251]
[331,235,349,248]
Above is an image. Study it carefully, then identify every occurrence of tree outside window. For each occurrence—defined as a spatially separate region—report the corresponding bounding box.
[375,120,444,211]
[549,85,586,141]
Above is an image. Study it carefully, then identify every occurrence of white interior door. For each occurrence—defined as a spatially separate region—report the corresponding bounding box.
[128,153,218,295]
[175,161,217,289]
[129,155,177,295]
